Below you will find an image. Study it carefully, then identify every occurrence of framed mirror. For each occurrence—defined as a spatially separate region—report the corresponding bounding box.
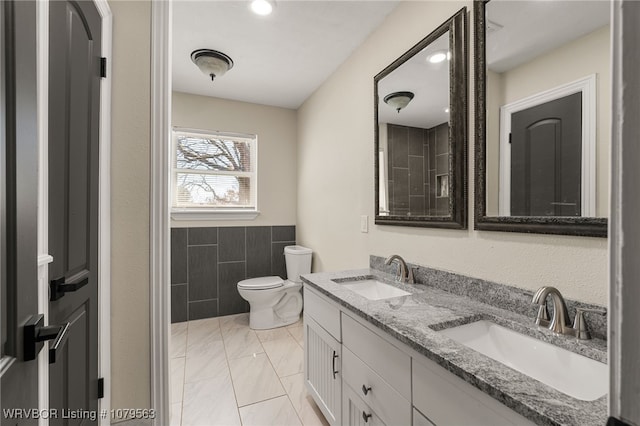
[475,0,608,237]
[375,8,467,229]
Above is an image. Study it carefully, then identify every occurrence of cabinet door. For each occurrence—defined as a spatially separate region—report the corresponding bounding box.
[343,384,386,426]
[305,316,342,425]
[413,408,436,426]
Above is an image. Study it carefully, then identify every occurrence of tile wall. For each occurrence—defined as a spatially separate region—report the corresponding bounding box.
[171,226,296,323]
[387,122,450,216]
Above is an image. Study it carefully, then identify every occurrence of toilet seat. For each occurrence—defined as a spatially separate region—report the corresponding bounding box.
[237,276,284,290]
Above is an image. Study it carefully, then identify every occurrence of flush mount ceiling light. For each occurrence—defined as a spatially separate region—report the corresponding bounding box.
[191,49,234,82]
[427,50,451,64]
[384,91,415,113]
[250,0,276,16]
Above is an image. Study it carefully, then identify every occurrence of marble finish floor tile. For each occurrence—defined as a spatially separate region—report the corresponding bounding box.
[170,357,185,403]
[286,323,304,348]
[286,318,302,328]
[280,373,329,426]
[182,375,241,426]
[184,340,229,383]
[222,326,264,360]
[228,353,286,407]
[239,395,302,426]
[219,312,249,333]
[187,317,222,351]
[171,322,188,358]
[255,327,292,343]
[262,335,304,377]
[170,314,328,426]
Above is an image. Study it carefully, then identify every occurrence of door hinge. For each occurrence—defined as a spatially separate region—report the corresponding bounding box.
[509,133,512,144]
[98,378,104,399]
[100,57,107,78]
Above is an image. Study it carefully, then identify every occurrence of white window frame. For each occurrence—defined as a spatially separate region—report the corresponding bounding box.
[171,127,259,220]
[498,74,597,217]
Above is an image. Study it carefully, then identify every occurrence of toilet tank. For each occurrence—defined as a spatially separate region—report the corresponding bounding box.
[284,245,312,283]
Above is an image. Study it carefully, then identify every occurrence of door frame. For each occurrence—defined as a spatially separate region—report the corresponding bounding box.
[34,1,112,425]
[149,1,640,425]
[609,0,640,422]
[498,74,597,216]
[150,1,172,425]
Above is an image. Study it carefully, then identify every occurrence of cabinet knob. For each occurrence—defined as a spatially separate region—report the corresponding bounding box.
[362,384,372,395]
[362,412,372,423]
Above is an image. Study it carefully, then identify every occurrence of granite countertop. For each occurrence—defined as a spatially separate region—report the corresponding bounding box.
[301,268,608,426]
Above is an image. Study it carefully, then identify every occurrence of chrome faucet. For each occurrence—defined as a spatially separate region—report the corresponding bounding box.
[384,255,415,284]
[531,286,606,339]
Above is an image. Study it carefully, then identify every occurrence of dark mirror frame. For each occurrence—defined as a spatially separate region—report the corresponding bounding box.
[374,7,468,229]
[474,1,607,237]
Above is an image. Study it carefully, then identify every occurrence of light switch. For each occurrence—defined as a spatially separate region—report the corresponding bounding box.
[360,215,369,233]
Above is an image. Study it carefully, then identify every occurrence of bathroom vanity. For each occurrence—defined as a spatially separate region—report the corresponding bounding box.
[302,266,608,426]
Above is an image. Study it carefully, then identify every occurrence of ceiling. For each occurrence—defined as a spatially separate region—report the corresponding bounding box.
[487,0,610,73]
[172,0,399,109]
[377,31,450,129]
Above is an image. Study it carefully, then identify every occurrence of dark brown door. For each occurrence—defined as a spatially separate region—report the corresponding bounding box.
[510,92,582,216]
[48,1,101,423]
[1,1,41,424]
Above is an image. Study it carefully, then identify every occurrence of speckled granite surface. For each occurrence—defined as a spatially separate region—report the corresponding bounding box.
[301,267,608,426]
[370,255,608,341]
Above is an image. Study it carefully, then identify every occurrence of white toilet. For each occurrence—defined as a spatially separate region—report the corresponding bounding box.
[237,245,312,330]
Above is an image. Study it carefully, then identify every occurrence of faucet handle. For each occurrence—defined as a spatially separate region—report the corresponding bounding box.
[573,307,606,340]
[407,267,415,284]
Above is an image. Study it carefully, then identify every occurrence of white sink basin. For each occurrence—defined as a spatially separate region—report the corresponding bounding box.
[339,279,411,301]
[439,320,608,401]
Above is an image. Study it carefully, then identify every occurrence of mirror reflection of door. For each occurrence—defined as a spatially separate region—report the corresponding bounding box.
[485,0,609,218]
[510,92,582,216]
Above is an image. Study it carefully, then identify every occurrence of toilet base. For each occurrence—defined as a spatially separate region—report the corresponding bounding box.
[238,280,304,330]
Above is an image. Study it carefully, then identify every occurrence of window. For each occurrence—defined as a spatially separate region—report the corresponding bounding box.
[172,128,258,220]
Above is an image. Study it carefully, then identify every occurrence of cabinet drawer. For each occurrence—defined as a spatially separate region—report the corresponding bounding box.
[341,313,411,400]
[342,347,410,426]
[304,286,341,341]
[343,382,386,426]
[412,357,537,426]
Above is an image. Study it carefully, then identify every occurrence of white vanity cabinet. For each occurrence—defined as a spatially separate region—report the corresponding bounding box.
[413,408,436,426]
[412,355,536,426]
[341,315,411,426]
[304,290,342,426]
[304,285,536,426]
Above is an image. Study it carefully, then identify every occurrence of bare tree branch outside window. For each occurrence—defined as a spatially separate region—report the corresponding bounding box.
[173,131,256,208]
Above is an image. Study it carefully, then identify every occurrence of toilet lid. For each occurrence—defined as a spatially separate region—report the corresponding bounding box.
[238,276,284,290]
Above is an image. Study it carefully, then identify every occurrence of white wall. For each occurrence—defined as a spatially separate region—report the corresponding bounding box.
[109,0,151,410]
[485,69,503,216]
[297,1,608,305]
[171,92,297,228]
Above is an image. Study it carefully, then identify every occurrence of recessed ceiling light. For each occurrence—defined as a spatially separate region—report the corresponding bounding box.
[445,107,450,113]
[250,0,275,16]
[427,51,450,64]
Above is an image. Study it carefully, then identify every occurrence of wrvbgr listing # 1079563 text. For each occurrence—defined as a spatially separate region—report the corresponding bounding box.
[3,408,157,422]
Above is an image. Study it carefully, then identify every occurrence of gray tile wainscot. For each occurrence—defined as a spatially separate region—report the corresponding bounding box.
[170,225,296,322]
[301,262,608,426]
